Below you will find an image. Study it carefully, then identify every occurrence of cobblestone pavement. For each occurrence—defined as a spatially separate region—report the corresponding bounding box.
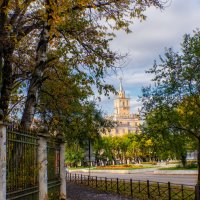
[66,182,136,200]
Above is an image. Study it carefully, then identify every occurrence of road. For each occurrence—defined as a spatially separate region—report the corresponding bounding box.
[70,171,197,186]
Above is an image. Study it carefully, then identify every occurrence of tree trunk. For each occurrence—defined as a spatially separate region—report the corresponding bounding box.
[197,139,200,185]
[21,0,52,129]
[181,154,187,168]
[0,49,14,120]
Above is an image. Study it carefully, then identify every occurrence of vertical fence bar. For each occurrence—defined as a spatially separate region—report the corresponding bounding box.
[75,174,76,183]
[81,174,83,184]
[117,178,119,194]
[139,180,141,193]
[147,180,150,198]
[181,184,184,199]
[0,122,6,200]
[168,182,171,200]
[157,182,161,196]
[195,184,200,200]
[96,176,98,188]
[70,173,71,181]
[105,177,107,191]
[130,179,133,197]
[88,176,90,186]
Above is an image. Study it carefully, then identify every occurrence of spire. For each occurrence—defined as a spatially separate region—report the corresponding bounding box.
[119,77,123,92]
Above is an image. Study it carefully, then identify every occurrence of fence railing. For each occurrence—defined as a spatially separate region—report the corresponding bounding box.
[47,140,61,199]
[1,123,65,200]
[6,126,39,200]
[66,173,196,200]
[47,141,60,181]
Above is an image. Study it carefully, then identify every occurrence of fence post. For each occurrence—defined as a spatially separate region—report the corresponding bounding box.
[168,182,171,200]
[139,180,141,193]
[147,180,150,198]
[59,140,66,200]
[158,182,161,196]
[96,176,98,188]
[81,174,83,184]
[75,174,76,183]
[181,184,184,199]
[38,134,48,200]
[88,175,90,186]
[195,184,200,200]
[0,122,6,200]
[130,179,133,197]
[105,177,107,191]
[117,178,119,194]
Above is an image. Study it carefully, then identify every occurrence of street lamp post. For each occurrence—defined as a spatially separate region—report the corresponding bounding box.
[88,139,91,176]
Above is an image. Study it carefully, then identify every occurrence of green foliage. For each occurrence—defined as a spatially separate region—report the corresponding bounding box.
[65,143,85,167]
[93,133,156,164]
[140,30,200,181]
[0,0,164,123]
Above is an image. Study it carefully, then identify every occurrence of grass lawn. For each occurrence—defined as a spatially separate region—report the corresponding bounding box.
[93,166,154,170]
[159,167,197,170]
[69,167,95,170]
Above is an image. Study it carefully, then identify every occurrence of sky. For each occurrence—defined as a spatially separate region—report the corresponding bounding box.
[97,0,200,115]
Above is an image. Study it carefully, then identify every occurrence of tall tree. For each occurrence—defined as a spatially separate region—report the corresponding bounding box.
[0,0,164,127]
[140,30,200,183]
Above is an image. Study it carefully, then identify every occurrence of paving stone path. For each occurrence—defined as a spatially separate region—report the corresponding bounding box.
[66,182,136,200]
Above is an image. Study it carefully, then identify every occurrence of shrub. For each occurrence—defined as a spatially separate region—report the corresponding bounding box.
[96,164,143,169]
[140,162,157,165]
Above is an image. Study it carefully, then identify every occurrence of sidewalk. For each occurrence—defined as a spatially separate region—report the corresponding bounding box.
[66,182,136,200]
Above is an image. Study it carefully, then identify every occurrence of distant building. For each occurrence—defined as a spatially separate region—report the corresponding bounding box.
[105,78,140,137]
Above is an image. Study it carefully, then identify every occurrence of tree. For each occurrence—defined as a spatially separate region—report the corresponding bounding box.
[142,114,195,166]
[140,30,200,183]
[0,0,165,128]
[65,142,85,167]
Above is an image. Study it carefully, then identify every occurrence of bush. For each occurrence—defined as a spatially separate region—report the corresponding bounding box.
[140,162,157,165]
[96,164,143,169]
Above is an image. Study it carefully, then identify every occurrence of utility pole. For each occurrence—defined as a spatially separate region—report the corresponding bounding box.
[88,139,91,176]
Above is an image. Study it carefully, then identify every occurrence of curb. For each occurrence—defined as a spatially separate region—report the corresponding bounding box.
[154,170,198,175]
[69,168,198,175]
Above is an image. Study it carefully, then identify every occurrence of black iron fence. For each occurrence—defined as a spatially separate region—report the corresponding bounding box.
[6,126,39,200]
[47,140,61,199]
[66,173,196,200]
[6,125,61,200]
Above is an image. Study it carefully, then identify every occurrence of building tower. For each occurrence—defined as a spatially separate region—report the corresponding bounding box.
[114,78,130,117]
[105,78,140,137]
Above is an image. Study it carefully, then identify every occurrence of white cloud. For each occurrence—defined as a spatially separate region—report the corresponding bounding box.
[98,0,200,115]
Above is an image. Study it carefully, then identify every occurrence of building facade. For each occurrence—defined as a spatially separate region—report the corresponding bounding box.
[106,79,140,137]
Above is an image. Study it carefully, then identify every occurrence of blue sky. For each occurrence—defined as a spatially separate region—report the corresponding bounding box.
[97,0,200,115]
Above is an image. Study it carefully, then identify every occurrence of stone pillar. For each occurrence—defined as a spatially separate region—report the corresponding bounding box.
[60,142,66,199]
[0,122,6,200]
[38,135,48,200]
